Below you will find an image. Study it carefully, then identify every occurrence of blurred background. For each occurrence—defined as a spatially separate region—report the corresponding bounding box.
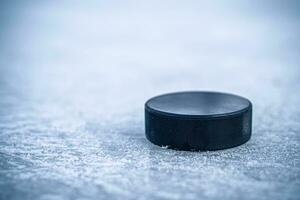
[0,1,299,199]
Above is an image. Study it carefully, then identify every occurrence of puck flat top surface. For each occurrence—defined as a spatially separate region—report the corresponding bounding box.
[146,91,251,118]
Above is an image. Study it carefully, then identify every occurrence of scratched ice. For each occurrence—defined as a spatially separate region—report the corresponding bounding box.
[0,1,299,200]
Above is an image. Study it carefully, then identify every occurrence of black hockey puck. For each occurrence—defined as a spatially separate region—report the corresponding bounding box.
[145,91,252,151]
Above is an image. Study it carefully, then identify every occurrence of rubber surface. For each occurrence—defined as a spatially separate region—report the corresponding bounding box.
[145,91,252,151]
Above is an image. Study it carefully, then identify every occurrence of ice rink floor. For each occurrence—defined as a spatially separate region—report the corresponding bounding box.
[0,1,299,199]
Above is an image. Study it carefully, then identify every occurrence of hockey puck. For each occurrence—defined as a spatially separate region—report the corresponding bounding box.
[145,91,252,151]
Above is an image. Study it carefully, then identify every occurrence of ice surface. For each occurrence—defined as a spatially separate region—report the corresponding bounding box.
[0,1,299,200]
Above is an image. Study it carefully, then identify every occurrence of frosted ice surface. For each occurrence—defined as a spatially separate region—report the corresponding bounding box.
[0,1,299,200]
